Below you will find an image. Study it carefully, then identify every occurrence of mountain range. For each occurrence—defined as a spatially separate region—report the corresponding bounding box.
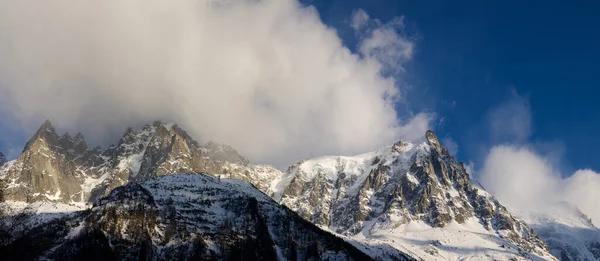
[0,120,598,260]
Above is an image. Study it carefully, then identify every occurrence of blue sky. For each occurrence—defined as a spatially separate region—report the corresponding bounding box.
[304,0,600,174]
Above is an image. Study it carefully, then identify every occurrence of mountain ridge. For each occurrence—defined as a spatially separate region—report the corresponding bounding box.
[2,120,594,260]
[0,120,282,205]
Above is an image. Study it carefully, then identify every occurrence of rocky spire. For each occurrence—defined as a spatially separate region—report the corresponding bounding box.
[425,129,439,144]
[3,120,91,203]
[424,129,451,156]
[0,152,6,167]
[73,132,88,152]
[39,119,56,134]
[3,119,278,204]
[23,120,61,153]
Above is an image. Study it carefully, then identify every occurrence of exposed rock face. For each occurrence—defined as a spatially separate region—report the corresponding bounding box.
[0,174,386,261]
[1,121,99,203]
[273,130,554,259]
[88,121,281,201]
[0,121,282,204]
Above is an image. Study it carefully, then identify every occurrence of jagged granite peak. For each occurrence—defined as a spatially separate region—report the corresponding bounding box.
[1,120,281,205]
[271,130,556,260]
[0,120,97,203]
[39,119,56,133]
[73,132,87,151]
[424,129,438,143]
[0,121,281,204]
[58,132,89,156]
[22,120,60,153]
[80,121,281,202]
[0,173,388,261]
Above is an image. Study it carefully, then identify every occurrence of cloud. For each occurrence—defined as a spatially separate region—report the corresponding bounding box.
[478,91,600,225]
[351,9,370,31]
[479,145,560,210]
[0,0,430,168]
[479,145,600,225]
[352,9,414,75]
[463,161,475,176]
[563,170,600,225]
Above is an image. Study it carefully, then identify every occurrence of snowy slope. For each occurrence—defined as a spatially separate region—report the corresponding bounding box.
[516,202,600,260]
[352,218,552,261]
[0,200,85,246]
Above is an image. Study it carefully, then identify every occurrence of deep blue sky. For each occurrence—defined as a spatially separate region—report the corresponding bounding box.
[304,0,600,174]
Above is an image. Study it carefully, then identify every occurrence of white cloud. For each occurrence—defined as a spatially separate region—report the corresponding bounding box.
[479,90,600,225]
[480,92,600,223]
[479,145,560,210]
[351,9,369,31]
[0,0,430,168]
[480,145,600,225]
[352,9,413,75]
[463,161,475,176]
[564,170,600,225]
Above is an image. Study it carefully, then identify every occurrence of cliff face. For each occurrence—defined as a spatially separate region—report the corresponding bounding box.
[1,121,97,203]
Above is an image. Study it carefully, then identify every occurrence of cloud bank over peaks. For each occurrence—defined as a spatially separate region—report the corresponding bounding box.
[478,91,600,226]
[0,0,432,168]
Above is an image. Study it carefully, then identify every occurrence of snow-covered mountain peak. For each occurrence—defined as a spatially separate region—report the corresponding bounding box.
[284,133,436,183]
[272,130,556,260]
